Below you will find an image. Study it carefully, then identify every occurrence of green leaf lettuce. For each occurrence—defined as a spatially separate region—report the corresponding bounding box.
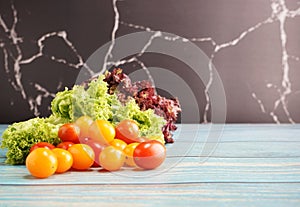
[1,118,61,165]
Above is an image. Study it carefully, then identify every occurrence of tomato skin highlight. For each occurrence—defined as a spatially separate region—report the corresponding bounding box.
[58,123,80,144]
[88,120,115,145]
[26,148,58,178]
[110,139,127,151]
[56,142,74,150]
[115,119,140,144]
[133,140,166,170]
[30,142,56,153]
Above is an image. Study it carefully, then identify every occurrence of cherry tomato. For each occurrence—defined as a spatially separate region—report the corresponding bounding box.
[52,148,73,173]
[115,119,140,144]
[75,115,93,139]
[88,120,115,145]
[30,142,56,153]
[133,140,166,170]
[26,148,58,178]
[68,144,94,170]
[56,142,74,150]
[110,139,127,151]
[58,123,80,143]
[80,137,105,167]
[123,142,139,167]
[99,146,125,171]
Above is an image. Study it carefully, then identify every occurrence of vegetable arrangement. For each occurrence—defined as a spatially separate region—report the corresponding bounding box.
[26,118,166,178]
[1,68,180,178]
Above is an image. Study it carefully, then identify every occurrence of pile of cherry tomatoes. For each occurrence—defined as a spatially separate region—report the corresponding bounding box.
[26,116,166,178]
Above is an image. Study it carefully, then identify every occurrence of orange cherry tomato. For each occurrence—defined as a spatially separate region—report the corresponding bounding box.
[52,148,73,173]
[26,148,58,178]
[80,137,105,167]
[88,120,115,145]
[123,142,139,167]
[68,144,94,170]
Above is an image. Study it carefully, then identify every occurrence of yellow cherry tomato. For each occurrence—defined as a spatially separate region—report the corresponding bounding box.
[75,115,93,139]
[88,120,115,145]
[26,148,58,178]
[99,146,125,171]
[52,148,73,173]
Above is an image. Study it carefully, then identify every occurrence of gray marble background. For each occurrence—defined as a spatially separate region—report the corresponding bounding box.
[0,0,299,124]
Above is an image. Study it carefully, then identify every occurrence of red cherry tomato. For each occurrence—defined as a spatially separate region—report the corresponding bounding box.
[115,119,141,144]
[80,137,105,167]
[30,142,55,153]
[133,140,166,170]
[58,123,80,143]
[56,142,74,150]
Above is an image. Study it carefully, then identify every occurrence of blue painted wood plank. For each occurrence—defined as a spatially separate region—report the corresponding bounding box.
[173,124,300,142]
[167,141,300,158]
[1,156,299,185]
[1,183,300,207]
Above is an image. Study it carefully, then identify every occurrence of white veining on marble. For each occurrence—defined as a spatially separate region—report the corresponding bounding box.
[119,15,274,123]
[0,4,88,116]
[28,84,55,116]
[289,55,300,61]
[251,0,300,123]
[102,0,120,75]
[269,0,295,124]
[118,0,300,123]
[251,93,267,114]
[100,0,163,87]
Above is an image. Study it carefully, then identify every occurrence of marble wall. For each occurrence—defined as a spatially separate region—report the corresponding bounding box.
[0,0,299,124]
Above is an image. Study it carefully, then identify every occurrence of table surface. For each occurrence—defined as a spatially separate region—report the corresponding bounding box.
[1,124,300,207]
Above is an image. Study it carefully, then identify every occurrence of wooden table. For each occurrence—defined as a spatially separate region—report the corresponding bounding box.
[1,124,300,207]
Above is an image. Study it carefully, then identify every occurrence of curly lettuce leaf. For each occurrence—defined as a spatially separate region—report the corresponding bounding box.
[51,88,73,121]
[1,118,61,165]
[51,75,120,122]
